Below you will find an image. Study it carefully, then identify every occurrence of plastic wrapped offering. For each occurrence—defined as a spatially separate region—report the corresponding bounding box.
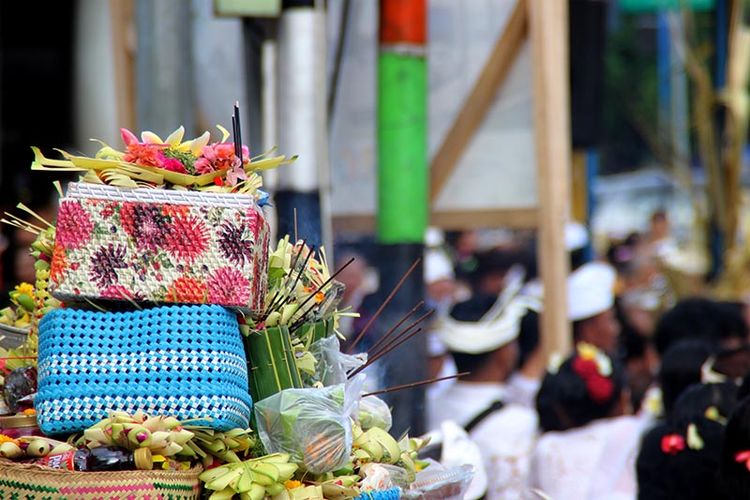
[255,377,364,474]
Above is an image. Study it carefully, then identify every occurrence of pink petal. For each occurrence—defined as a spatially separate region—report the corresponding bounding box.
[120,128,139,146]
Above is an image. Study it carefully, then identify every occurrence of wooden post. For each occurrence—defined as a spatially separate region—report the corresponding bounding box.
[110,0,135,131]
[529,0,572,359]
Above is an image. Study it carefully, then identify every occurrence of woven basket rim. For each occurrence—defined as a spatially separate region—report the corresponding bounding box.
[65,182,260,209]
[0,457,202,478]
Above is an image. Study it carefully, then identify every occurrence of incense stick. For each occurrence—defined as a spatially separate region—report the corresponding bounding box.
[347,258,422,353]
[348,326,424,379]
[368,309,434,361]
[287,257,355,329]
[266,244,315,320]
[234,101,244,163]
[366,300,424,356]
[361,372,470,398]
[232,115,239,158]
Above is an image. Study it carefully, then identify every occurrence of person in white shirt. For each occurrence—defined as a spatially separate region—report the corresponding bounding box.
[428,288,539,499]
[531,343,647,500]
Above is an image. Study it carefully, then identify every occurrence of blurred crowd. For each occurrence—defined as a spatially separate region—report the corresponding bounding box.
[337,213,750,499]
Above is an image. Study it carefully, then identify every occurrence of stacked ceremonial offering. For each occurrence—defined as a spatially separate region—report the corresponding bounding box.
[0,113,472,499]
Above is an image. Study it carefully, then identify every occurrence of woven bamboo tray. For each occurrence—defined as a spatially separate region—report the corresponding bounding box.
[0,458,202,500]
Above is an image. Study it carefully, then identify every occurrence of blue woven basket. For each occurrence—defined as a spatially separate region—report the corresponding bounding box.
[36,305,252,435]
[355,489,400,500]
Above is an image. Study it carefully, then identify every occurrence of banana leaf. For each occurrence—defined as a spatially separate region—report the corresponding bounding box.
[244,326,303,402]
[295,319,334,350]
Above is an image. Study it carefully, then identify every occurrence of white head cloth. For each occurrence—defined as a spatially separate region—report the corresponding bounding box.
[565,221,589,251]
[424,248,455,285]
[438,267,540,354]
[568,261,616,321]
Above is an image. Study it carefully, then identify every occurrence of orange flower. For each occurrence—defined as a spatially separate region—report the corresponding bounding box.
[166,276,207,303]
[50,244,68,285]
[0,434,19,445]
[161,204,190,218]
[22,408,36,416]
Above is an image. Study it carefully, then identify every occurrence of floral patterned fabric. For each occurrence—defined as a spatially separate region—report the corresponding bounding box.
[49,193,269,313]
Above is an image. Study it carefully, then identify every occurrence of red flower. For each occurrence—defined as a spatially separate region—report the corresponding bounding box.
[207,267,251,305]
[123,143,166,167]
[572,357,598,378]
[56,201,94,250]
[586,375,614,403]
[160,156,188,174]
[735,451,750,471]
[661,434,686,455]
[164,214,209,263]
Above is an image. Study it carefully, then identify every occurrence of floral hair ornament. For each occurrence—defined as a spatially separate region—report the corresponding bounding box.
[572,342,615,403]
[547,352,564,374]
[705,405,728,426]
[686,423,704,451]
[736,451,750,471]
[661,434,686,455]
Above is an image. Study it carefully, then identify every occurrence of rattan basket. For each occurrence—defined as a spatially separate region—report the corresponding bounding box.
[36,305,253,435]
[49,182,269,313]
[0,458,202,499]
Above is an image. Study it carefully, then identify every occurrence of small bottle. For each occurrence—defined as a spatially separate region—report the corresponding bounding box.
[34,447,152,471]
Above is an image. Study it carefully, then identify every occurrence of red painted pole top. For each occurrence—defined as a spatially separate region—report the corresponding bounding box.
[379,0,426,45]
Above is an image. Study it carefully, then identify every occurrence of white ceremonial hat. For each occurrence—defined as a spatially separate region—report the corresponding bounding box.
[438,294,539,354]
[424,248,455,285]
[565,221,589,251]
[425,226,445,248]
[567,261,616,321]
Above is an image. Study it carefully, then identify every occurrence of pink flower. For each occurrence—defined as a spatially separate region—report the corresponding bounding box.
[164,214,209,263]
[195,142,250,177]
[100,285,134,300]
[207,267,251,305]
[194,156,214,174]
[56,201,94,250]
[120,128,139,146]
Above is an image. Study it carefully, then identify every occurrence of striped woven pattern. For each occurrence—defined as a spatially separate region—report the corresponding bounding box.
[0,458,202,499]
[355,488,401,500]
[36,305,252,435]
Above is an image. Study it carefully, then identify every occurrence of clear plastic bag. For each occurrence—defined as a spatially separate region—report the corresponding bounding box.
[403,461,475,500]
[359,462,409,491]
[254,376,365,474]
[308,335,366,386]
[358,395,392,431]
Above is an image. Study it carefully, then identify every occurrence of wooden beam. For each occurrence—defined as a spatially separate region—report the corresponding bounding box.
[110,0,136,131]
[529,0,572,360]
[332,207,539,233]
[429,0,528,203]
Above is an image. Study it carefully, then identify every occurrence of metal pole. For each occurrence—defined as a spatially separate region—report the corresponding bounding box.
[376,0,428,435]
[275,0,327,249]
